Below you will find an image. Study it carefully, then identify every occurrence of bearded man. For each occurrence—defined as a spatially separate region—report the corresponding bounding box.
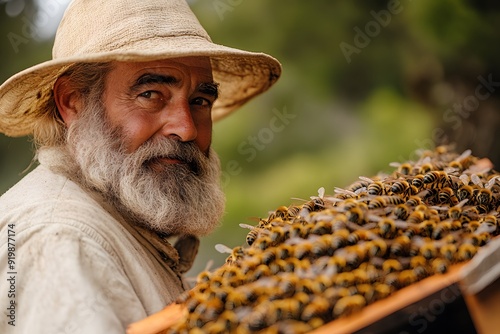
[0,0,280,333]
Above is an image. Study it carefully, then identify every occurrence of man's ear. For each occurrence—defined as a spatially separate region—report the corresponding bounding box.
[53,76,82,127]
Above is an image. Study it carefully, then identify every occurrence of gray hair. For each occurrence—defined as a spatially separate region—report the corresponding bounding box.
[33,62,113,148]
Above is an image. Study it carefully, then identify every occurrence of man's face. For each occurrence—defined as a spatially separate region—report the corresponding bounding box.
[103,57,216,156]
[61,57,225,236]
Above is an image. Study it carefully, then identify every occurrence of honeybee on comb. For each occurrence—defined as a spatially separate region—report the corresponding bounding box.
[163,146,500,334]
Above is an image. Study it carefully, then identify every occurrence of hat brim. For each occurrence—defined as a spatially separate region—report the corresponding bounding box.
[0,35,281,137]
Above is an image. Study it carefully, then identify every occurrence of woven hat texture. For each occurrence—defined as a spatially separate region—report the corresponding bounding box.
[0,0,281,137]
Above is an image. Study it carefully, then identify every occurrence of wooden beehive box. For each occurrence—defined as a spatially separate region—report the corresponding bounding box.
[128,147,500,334]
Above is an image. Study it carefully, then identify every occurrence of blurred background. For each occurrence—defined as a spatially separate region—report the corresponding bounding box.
[1,0,500,276]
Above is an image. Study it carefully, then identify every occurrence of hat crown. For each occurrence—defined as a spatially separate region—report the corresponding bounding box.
[53,0,212,59]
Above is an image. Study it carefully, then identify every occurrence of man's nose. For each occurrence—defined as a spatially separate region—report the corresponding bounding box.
[159,100,197,142]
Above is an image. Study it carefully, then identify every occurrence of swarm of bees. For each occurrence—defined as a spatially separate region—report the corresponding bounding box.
[167,146,500,334]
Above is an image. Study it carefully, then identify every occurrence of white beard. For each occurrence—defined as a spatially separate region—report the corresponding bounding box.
[41,98,225,236]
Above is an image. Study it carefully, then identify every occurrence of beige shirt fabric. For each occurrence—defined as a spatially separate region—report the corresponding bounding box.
[0,164,196,333]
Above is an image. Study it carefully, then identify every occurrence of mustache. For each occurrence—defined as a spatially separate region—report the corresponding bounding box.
[132,139,208,175]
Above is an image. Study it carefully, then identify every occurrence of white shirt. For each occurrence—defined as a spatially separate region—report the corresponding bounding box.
[0,164,197,334]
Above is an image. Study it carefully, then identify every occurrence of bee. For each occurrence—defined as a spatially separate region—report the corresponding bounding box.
[393,204,410,220]
[195,297,225,321]
[215,244,245,265]
[432,221,453,239]
[405,196,423,207]
[340,245,368,269]
[345,179,370,193]
[390,161,414,176]
[292,242,313,260]
[449,149,473,172]
[366,239,388,257]
[370,195,405,210]
[274,243,293,260]
[465,220,481,233]
[418,219,437,238]
[423,171,450,188]
[271,298,301,322]
[402,225,420,239]
[377,218,397,239]
[409,255,427,268]
[364,179,385,196]
[480,215,498,228]
[239,222,264,246]
[346,268,369,285]
[326,228,349,250]
[286,205,301,219]
[446,199,468,220]
[390,180,411,195]
[390,235,411,256]
[462,204,480,219]
[368,196,387,209]
[252,235,274,251]
[309,220,333,236]
[341,198,362,210]
[385,195,406,206]
[355,283,376,303]
[476,215,498,234]
[288,224,306,239]
[301,295,330,322]
[347,229,376,244]
[268,225,289,245]
[373,283,393,300]
[398,269,420,288]
[382,259,403,274]
[384,272,401,289]
[471,232,491,246]
[439,243,457,262]
[245,301,277,332]
[346,206,365,224]
[185,292,209,313]
[334,271,356,287]
[419,162,434,175]
[328,256,348,274]
[252,264,272,280]
[476,188,493,206]
[419,241,437,259]
[431,258,449,274]
[411,175,425,190]
[332,295,366,318]
[187,311,206,329]
[407,210,426,225]
[310,237,331,257]
[457,243,478,261]
[438,187,458,205]
[457,185,474,202]
[271,205,291,220]
[271,259,292,274]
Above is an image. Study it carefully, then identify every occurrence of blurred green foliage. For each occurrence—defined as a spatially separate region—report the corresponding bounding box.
[1,0,499,276]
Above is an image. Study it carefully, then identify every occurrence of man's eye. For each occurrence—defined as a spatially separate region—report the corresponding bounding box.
[191,97,212,107]
[138,91,160,99]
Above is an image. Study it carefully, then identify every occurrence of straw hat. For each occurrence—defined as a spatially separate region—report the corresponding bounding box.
[0,0,281,138]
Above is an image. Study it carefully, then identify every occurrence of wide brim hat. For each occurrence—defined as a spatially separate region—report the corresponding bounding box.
[0,0,281,138]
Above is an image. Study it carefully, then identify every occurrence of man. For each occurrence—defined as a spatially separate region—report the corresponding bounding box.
[0,0,280,332]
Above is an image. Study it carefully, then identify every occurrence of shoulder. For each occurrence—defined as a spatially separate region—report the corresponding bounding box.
[0,165,125,256]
